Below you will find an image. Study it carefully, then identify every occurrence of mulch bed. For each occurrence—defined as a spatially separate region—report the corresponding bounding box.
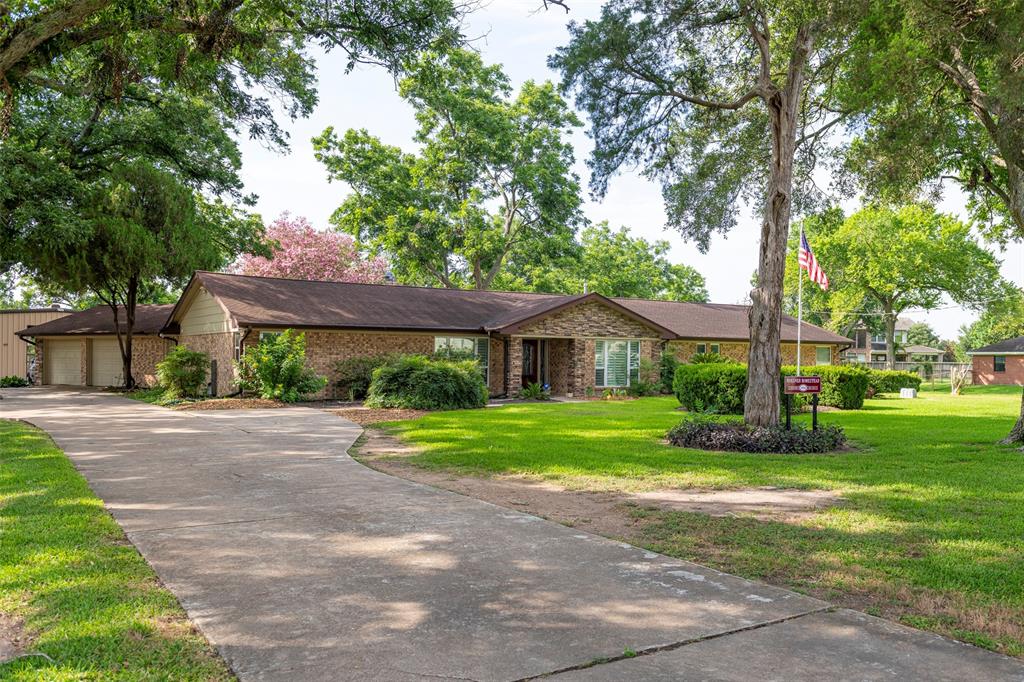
[330,407,428,425]
[175,398,288,411]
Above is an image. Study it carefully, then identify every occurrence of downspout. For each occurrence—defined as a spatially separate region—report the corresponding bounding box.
[503,336,510,398]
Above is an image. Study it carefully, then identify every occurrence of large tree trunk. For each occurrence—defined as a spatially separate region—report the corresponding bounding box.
[110,276,138,390]
[743,28,815,427]
[884,306,897,370]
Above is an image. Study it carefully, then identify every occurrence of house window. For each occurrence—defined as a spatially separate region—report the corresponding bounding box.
[595,339,641,387]
[233,332,242,361]
[994,356,1006,372]
[815,346,831,365]
[434,336,489,383]
[695,343,720,355]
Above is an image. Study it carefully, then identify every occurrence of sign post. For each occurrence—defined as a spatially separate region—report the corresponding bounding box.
[783,376,822,430]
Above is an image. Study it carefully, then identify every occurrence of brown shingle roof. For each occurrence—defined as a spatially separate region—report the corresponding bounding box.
[170,271,851,345]
[612,298,852,345]
[17,304,174,337]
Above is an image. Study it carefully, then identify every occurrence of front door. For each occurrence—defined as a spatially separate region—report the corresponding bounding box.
[521,339,539,386]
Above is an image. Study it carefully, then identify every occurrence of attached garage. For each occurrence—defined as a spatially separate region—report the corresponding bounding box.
[17,304,174,388]
[45,339,83,385]
[88,338,124,387]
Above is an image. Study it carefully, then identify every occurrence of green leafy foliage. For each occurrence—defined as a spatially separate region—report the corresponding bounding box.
[658,351,680,394]
[666,416,846,454]
[334,355,396,402]
[673,363,748,414]
[315,48,583,290]
[236,330,327,403]
[868,370,923,396]
[960,288,1024,351]
[156,346,209,399]
[627,357,662,397]
[519,382,550,400]
[366,355,487,411]
[674,363,870,413]
[499,222,708,301]
[0,375,29,387]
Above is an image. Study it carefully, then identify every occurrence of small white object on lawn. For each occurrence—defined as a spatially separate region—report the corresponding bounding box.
[900,388,918,399]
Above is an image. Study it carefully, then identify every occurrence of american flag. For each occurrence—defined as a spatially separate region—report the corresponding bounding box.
[798,230,829,290]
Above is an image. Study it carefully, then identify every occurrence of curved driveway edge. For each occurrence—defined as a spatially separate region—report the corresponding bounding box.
[4,388,1022,681]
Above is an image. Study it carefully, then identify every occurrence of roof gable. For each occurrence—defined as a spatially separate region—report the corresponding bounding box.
[489,293,675,338]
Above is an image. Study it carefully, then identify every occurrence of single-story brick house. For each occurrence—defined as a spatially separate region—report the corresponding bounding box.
[156,271,851,398]
[968,337,1024,386]
[16,305,174,387]
[18,271,852,395]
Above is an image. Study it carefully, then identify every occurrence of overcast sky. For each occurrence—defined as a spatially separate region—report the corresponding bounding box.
[235,0,1023,340]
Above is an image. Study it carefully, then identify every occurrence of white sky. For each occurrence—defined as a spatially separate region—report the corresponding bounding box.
[235,0,1024,340]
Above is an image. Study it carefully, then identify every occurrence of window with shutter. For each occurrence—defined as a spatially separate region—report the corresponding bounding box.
[594,340,605,387]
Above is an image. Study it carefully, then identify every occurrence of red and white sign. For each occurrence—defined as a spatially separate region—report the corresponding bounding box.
[784,376,821,395]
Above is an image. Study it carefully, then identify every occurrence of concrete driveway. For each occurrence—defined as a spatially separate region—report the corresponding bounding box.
[4,388,1023,681]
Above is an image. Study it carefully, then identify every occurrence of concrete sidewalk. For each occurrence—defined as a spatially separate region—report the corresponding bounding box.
[4,387,1022,681]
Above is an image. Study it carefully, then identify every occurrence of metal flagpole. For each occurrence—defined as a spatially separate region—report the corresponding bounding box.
[797,231,803,376]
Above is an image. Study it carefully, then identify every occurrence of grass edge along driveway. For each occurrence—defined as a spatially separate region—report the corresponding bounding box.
[384,386,1024,658]
[0,419,232,681]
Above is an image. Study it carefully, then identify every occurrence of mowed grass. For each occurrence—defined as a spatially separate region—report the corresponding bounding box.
[0,420,231,681]
[387,385,1024,656]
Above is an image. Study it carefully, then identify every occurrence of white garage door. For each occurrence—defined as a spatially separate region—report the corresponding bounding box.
[89,338,123,387]
[46,340,83,385]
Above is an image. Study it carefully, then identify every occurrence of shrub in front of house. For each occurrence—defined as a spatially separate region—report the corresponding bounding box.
[628,357,663,397]
[659,351,679,394]
[674,363,870,413]
[690,352,731,364]
[366,354,487,411]
[334,355,395,401]
[781,365,870,410]
[156,346,209,399]
[667,415,847,454]
[673,362,747,413]
[0,375,30,388]
[236,329,327,403]
[867,369,922,397]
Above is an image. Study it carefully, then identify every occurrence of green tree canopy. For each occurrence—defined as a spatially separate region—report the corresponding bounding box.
[500,222,708,302]
[960,288,1024,352]
[314,48,583,290]
[21,162,266,387]
[551,0,869,425]
[906,322,940,348]
[784,204,1002,368]
[837,0,1024,242]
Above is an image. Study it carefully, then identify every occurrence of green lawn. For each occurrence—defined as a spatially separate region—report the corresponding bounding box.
[0,420,231,681]
[386,385,1024,656]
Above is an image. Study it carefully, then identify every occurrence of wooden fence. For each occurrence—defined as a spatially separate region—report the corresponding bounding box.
[842,361,971,381]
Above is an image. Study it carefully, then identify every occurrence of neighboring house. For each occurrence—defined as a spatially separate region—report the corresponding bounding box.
[16,305,174,388]
[842,318,941,363]
[968,337,1024,386]
[158,272,850,398]
[19,272,852,396]
[0,307,71,380]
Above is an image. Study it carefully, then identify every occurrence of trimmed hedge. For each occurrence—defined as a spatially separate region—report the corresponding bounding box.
[667,416,846,454]
[867,369,922,396]
[366,355,487,411]
[335,355,395,401]
[673,362,870,413]
[0,375,29,387]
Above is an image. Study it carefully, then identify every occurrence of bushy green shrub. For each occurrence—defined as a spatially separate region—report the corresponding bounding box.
[334,355,394,401]
[0,375,29,387]
[628,357,663,397]
[366,354,487,410]
[673,363,747,413]
[667,415,846,454]
[236,330,327,403]
[781,365,870,410]
[156,346,209,399]
[674,362,870,413]
[691,352,731,364]
[867,369,922,396]
[659,351,679,393]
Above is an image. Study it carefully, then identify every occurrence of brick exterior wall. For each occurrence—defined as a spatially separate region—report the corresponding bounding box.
[547,338,571,395]
[972,355,1024,386]
[488,337,505,396]
[665,340,843,366]
[179,332,237,396]
[131,336,172,387]
[516,301,661,339]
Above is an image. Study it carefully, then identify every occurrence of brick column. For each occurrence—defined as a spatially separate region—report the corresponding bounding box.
[506,336,524,396]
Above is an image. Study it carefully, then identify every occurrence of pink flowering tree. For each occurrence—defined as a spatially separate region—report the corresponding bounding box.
[232,214,389,283]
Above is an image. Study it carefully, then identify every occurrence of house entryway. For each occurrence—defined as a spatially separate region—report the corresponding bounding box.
[521,339,542,386]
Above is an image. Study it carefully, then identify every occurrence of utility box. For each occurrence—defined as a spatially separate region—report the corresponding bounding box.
[900,388,918,399]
